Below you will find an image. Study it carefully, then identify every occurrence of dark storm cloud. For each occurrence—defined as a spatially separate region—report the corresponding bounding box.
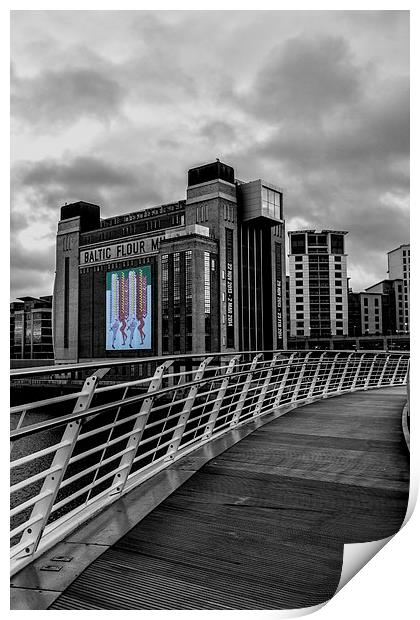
[248,36,362,122]
[12,156,166,215]
[12,66,124,128]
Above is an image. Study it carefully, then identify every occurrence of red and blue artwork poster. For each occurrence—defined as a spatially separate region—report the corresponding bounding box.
[106,266,152,350]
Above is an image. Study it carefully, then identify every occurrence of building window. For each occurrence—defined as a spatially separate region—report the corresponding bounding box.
[331,234,344,254]
[64,257,69,348]
[173,253,181,306]
[291,234,306,255]
[262,186,282,220]
[204,252,211,314]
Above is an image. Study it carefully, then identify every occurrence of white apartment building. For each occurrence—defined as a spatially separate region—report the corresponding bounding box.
[288,230,348,337]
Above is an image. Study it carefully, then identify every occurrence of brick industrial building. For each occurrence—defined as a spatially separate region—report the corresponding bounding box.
[53,160,287,363]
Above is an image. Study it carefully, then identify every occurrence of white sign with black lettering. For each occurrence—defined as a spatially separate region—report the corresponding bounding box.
[80,235,165,266]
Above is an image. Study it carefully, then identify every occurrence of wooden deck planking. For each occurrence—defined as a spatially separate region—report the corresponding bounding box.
[50,387,409,610]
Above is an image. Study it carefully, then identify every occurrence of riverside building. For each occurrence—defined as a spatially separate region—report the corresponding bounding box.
[53,160,287,363]
[288,230,348,338]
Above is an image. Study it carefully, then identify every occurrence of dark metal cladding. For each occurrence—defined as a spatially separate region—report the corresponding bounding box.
[187,160,235,187]
[60,201,101,233]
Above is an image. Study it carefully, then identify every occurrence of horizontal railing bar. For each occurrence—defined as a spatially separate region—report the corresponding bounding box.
[11,348,402,379]
[10,390,91,416]
[68,428,140,465]
[10,441,73,469]
[10,489,54,518]
[131,436,175,465]
[51,464,130,513]
[127,450,174,481]
[46,479,123,530]
[12,354,400,441]
[10,349,288,378]
[60,447,135,490]
[10,513,44,541]
[10,362,292,440]
[10,464,62,495]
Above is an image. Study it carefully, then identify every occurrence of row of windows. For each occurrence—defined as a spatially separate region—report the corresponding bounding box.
[82,213,185,244]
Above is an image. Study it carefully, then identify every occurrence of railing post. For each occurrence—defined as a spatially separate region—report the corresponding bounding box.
[307,352,327,399]
[253,354,280,416]
[391,355,403,385]
[377,354,391,387]
[291,353,311,403]
[351,353,365,391]
[165,356,214,460]
[14,367,109,562]
[274,353,296,407]
[230,353,262,427]
[323,353,341,397]
[203,355,240,437]
[364,354,379,389]
[110,360,174,494]
[337,352,355,393]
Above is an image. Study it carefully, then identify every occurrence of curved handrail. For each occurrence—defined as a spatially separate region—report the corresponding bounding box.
[10,350,409,576]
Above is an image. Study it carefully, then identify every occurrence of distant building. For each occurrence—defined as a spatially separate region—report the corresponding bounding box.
[347,291,383,336]
[288,230,348,337]
[364,279,402,335]
[387,244,410,333]
[10,296,54,360]
[361,243,410,336]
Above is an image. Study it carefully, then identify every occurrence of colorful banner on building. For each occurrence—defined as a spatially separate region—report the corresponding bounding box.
[106,266,152,350]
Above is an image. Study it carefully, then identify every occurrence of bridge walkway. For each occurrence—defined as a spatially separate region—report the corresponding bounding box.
[29,387,412,609]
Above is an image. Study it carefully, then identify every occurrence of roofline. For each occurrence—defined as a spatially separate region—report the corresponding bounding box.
[387,243,410,254]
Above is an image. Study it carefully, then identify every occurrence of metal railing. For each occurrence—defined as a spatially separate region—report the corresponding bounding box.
[10,349,409,576]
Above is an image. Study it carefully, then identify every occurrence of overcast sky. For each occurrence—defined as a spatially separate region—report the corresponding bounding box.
[10,10,409,300]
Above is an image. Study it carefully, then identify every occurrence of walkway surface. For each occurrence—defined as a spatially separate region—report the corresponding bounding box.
[45,387,409,609]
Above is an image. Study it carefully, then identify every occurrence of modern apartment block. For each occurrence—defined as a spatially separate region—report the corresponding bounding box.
[288,230,348,337]
[53,160,287,363]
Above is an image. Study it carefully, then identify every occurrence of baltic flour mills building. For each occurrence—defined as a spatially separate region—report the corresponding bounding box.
[53,160,287,363]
